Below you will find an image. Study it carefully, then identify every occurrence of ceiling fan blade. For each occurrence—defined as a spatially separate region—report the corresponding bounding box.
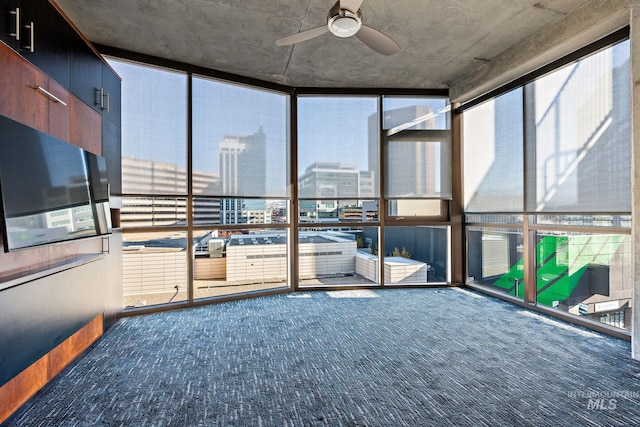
[355,25,400,55]
[276,26,329,46]
[340,0,364,12]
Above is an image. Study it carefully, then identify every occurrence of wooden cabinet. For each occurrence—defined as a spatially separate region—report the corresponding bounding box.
[0,42,100,152]
[101,63,121,127]
[0,0,121,156]
[0,42,49,132]
[18,0,70,89]
[1,0,120,124]
[69,30,102,113]
[46,75,70,142]
[69,34,121,127]
[0,0,70,88]
[70,94,101,154]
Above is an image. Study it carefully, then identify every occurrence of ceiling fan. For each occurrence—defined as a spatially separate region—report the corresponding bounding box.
[276,0,400,56]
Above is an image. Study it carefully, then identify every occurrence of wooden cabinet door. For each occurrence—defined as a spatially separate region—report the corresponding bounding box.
[0,42,48,132]
[18,0,70,89]
[69,29,102,113]
[101,63,121,127]
[69,94,101,155]
[46,76,70,142]
[0,0,21,51]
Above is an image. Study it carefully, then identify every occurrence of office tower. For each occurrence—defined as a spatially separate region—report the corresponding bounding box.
[218,127,267,224]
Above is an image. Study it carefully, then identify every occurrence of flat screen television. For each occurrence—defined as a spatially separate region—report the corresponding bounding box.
[0,114,111,251]
[85,151,112,236]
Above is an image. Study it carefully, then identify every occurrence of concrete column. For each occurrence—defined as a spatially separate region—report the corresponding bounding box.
[631,1,640,360]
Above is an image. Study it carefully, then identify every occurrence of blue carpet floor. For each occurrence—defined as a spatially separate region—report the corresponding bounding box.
[4,288,640,426]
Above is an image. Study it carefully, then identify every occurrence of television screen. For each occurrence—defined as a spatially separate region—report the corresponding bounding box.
[86,153,109,203]
[0,114,110,251]
[85,152,112,235]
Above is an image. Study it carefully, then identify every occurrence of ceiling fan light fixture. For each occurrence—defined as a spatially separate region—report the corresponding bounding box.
[276,0,399,55]
[328,9,362,38]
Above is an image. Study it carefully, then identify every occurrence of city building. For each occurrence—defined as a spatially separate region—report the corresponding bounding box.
[219,128,266,195]
[298,162,374,199]
[298,162,375,222]
[368,104,436,173]
[217,128,268,224]
[120,157,220,227]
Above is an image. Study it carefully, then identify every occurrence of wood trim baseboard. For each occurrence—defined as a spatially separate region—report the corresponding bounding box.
[0,314,103,424]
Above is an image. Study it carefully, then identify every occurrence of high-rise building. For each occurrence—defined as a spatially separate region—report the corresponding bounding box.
[218,127,267,224]
[219,127,266,195]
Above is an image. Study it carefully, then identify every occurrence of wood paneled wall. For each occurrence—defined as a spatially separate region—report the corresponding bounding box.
[0,315,103,424]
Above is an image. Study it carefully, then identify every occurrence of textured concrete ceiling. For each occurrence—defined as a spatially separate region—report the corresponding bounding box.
[55,0,591,89]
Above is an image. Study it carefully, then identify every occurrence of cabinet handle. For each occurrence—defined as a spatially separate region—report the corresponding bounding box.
[98,89,110,112]
[103,92,110,112]
[35,86,67,106]
[22,21,34,52]
[96,88,104,108]
[9,8,20,40]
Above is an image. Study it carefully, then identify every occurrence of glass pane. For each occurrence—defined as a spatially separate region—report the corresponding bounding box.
[535,231,632,330]
[120,197,187,228]
[122,157,187,195]
[194,198,288,226]
[192,76,289,198]
[467,227,525,299]
[298,97,379,198]
[298,199,378,223]
[463,89,524,212]
[383,226,449,284]
[386,138,451,198]
[465,214,524,225]
[107,59,188,195]
[383,96,450,130]
[299,163,375,198]
[298,227,378,287]
[122,231,188,308]
[530,40,630,212]
[536,214,631,228]
[388,199,442,217]
[194,229,289,299]
[5,205,98,250]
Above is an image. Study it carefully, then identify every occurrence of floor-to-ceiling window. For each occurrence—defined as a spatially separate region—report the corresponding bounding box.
[191,76,290,299]
[297,96,381,287]
[463,88,525,299]
[382,96,451,285]
[463,35,632,331]
[107,59,189,309]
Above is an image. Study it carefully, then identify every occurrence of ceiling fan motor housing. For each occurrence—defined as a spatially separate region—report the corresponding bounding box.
[327,2,362,38]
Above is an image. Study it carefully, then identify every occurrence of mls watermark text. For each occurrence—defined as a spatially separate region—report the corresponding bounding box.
[567,390,640,410]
